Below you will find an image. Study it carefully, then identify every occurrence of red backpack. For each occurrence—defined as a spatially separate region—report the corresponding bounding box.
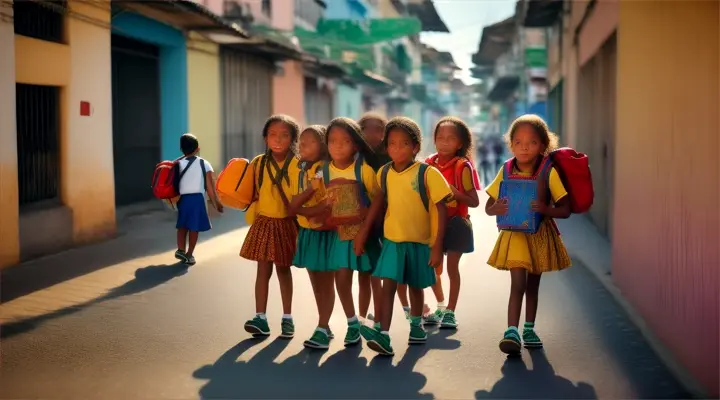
[549,147,594,213]
[151,156,201,200]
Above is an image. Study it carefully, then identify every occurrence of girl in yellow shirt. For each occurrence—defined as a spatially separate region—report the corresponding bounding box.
[355,116,452,356]
[485,114,572,355]
[240,115,302,339]
[324,117,381,347]
[287,125,337,350]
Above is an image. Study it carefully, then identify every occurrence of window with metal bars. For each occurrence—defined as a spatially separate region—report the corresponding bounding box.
[261,0,271,18]
[13,0,67,43]
[16,84,61,207]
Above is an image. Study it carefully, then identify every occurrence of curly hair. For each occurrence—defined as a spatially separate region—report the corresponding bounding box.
[433,116,474,161]
[326,117,376,163]
[504,114,559,156]
[259,114,300,187]
[358,112,388,130]
[383,116,422,156]
[299,124,328,161]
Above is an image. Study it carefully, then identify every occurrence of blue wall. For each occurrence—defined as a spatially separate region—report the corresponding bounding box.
[336,84,362,118]
[325,0,370,20]
[111,12,189,161]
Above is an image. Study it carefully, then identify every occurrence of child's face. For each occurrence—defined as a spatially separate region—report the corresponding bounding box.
[298,130,322,162]
[328,126,357,163]
[265,122,293,155]
[511,124,544,164]
[435,122,462,157]
[361,120,385,150]
[386,128,418,165]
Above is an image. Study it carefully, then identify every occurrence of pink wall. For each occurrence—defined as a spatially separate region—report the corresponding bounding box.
[578,0,618,67]
[614,1,719,396]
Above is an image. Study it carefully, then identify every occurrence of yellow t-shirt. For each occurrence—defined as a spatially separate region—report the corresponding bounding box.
[254,154,301,218]
[446,166,476,208]
[327,159,380,202]
[379,162,452,244]
[485,166,568,204]
[294,161,326,229]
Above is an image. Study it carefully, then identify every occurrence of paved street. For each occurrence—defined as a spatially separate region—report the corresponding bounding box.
[0,196,689,399]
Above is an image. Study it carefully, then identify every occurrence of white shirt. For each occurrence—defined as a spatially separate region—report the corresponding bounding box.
[177,157,214,195]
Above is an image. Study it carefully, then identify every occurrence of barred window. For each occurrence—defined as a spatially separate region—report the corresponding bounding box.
[13,0,67,43]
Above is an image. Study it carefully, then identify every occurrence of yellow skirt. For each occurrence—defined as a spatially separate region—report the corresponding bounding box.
[487,219,571,274]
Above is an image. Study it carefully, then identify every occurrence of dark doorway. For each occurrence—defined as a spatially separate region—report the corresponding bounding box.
[111,34,161,206]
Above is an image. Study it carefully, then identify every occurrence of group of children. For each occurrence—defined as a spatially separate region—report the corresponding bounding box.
[172,113,572,357]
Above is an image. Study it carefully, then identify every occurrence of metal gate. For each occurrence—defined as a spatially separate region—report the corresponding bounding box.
[221,49,273,161]
[304,77,333,125]
[111,34,162,206]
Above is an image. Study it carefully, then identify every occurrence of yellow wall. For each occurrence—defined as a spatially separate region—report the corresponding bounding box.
[0,11,19,267]
[62,0,116,243]
[187,33,222,168]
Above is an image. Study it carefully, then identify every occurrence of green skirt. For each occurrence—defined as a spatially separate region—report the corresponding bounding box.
[373,239,436,289]
[329,232,381,273]
[293,227,335,272]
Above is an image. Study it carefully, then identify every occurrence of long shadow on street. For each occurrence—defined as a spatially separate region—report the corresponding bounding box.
[1,263,189,339]
[475,351,596,399]
[194,329,461,399]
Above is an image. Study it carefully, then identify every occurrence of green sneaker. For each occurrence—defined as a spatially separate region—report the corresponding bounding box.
[280,318,295,339]
[366,330,394,356]
[409,318,427,344]
[440,310,458,329]
[303,329,330,349]
[523,328,543,348]
[403,307,411,320]
[244,316,270,337]
[327,328,335,340]
[344,322,361,346]
[499,328,522,355]
[423,309,444,325]
[373,322,382,331]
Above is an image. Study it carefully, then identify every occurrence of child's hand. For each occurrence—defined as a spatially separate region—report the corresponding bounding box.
[450,185,462,198]
[429,244,443,268]
[215,202,224,213]
[488,198,509,216]
[530,200,547,215]
[353,233,367,256]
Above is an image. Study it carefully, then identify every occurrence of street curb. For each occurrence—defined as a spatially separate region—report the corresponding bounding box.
[562,218,710,399]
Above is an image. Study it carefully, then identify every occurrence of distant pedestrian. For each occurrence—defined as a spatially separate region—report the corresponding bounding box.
[484,114,572,356]
[478,142,492,185]
[493,139,505,171]
[241,114,301,339]
[174,133,223,266]
[359,112,391,169]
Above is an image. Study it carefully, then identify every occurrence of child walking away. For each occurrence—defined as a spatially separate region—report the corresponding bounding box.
[359,112,392,169]
[485,114,573,355]
[175,133,224,265]
[420,117,481,329]
[324,117,382,346]
[241,115,301,339]
[354,117,452,356]
[288,125,336,350]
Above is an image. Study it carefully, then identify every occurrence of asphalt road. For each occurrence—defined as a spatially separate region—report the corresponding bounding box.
[0,196,690,399]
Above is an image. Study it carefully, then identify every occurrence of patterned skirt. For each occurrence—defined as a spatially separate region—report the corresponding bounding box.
[240,215,298,266]
[487,218,572,274]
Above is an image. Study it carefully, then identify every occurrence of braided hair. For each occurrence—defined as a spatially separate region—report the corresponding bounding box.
[259,114,300,188]
[383,116,423,158]
[326,117,376,164]
[433,116,475,161]
[299,124,328,164]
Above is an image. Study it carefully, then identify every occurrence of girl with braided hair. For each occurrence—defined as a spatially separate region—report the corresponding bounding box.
[354,116,452,356]
[241,114,301,339]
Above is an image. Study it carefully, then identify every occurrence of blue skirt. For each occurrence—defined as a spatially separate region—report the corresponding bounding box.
[293,227,335,271]
[176,193,211,232]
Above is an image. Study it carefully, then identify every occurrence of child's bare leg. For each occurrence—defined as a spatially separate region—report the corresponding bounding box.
[255,261,273,313]
[186,231,199,256]
[525,273,542,323]
[318,271,335,329]
[397,283,409,307]
[275,265,293,315]
[335,268,356,318]
[371,276,383,321]
[176,228,188,251]
[430,278,445,304]
[446,252,462,311]
[358,272,372,318]
[507,268,527,327]
[308,271,322,322]
[379,279,398,331]
[408,286,425,318]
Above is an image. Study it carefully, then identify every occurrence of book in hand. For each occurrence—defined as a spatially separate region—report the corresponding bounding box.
[496,179,543,234]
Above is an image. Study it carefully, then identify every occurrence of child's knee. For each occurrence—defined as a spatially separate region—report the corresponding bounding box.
[276,265,292,276]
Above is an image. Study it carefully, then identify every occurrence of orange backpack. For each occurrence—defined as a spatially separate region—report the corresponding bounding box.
[216,157,257,211]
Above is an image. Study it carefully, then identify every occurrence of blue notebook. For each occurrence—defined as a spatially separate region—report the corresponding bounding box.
[496,179,542,233]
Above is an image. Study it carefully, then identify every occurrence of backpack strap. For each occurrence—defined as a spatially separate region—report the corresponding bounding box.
[380,163,391,196]
[355,155,371,207]
[299,161,307,191]
[418,163,430,212]
[322,162,330,186]
[502,158,514,180]
[199,158,208,192]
